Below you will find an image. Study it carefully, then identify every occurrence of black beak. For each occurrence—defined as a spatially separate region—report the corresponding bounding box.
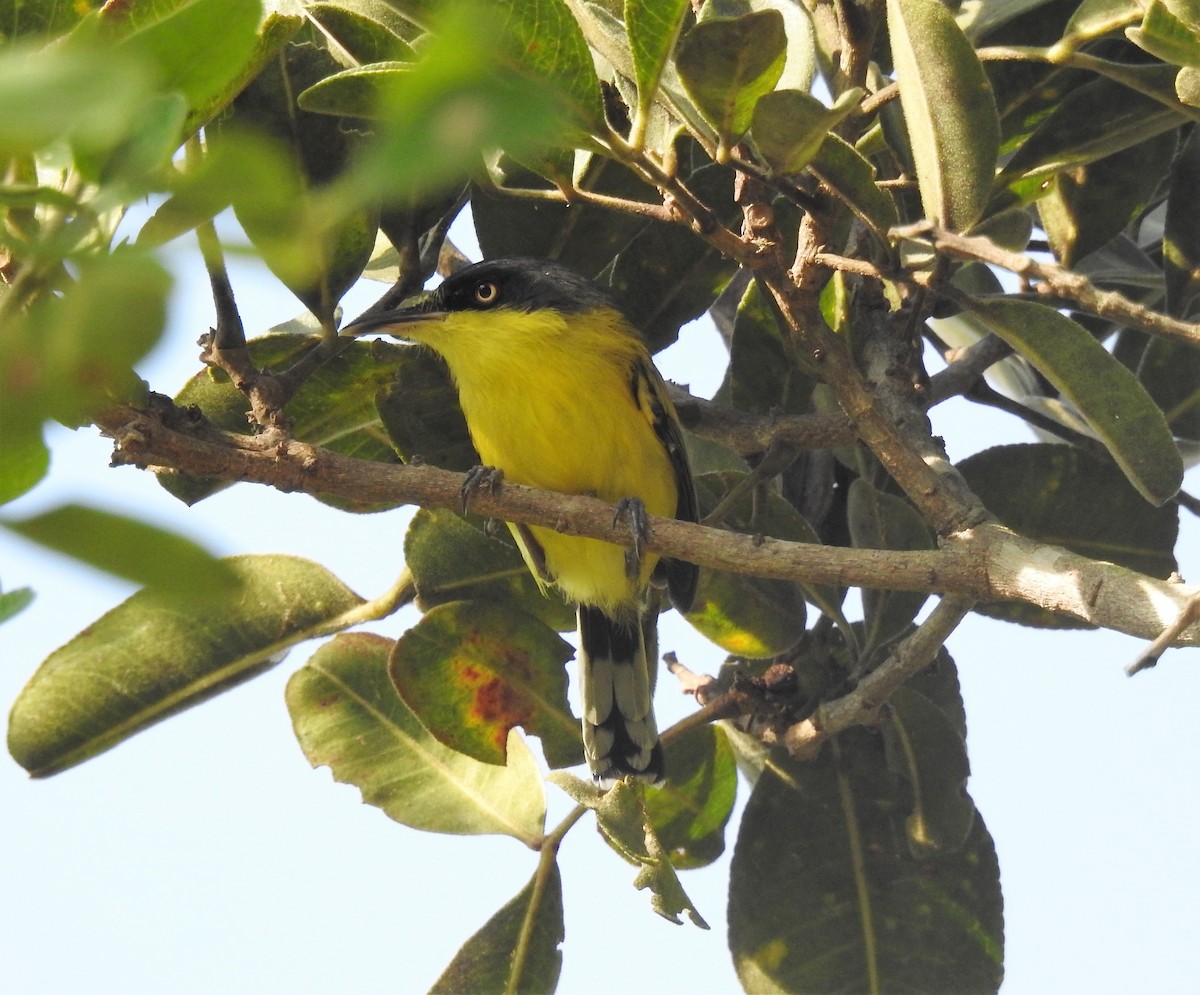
[341,297,447,338]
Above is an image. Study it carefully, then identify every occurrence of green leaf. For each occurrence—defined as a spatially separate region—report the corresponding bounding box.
[625,0,690,142]
[966,298,1183,504]
[307,1,418,64]
[751,87,862,175]
[996,66,1185,200]
[109,0,288,134]
[686,473,813,658]
[0,429,48,506]
[1038,130,1177,268]
[0,43,152,158]
[887,0,1000,231]
[159,333,422,508]
[0,585,35,625]
[550,775,709,927]
[374,348,478,472]
[1127,0,1200,67]
[729,279,814,416]
[388,601,582,770]
[675,9,787,158]
[288,632,546,841]
[1059,0,1144,52]
[809,133,900,238]
[8,555,362,777]
[0,250,170,440]
[221,37,377,324]
[884,687,974,853]
[404,509,574,630]
[607,138,740,350]
[847,479,934,655]
[728,735,1003,993]
[1,504,238,596]
[1139,337,1200,441]
[959,444,1179,626]
[430,863,565,995]
[342,2,576,208]
[1164,126,1200,316]
[646,725,738,869]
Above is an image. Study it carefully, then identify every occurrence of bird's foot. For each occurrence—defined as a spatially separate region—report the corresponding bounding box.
[614,496,651,581]
[461,465,503,514]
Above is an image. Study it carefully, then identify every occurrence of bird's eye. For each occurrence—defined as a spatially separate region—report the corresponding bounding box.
[473,281,500,306]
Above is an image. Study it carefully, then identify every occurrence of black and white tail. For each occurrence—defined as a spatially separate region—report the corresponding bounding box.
[577,604,664,784]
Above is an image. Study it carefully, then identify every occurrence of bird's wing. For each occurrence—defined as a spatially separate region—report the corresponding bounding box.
[633,353,700,614]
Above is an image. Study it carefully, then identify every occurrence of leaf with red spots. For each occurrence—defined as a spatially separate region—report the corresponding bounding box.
[287,632,546,842]
[389,601,583,769]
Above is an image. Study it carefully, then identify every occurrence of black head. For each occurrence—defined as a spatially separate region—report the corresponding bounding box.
[428,258,622,317]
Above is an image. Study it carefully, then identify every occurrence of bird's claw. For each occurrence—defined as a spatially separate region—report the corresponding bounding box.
[461,465,503,513]
[614,497,650,581]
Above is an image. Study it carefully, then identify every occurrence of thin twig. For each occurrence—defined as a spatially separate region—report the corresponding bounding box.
[1127,591,1200,676]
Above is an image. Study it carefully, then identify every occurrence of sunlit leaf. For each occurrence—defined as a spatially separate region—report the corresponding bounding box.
[0,585,35,625]
[751,87,862,176]
[9,555,361,777]
[887,0,1000,231]
[2,503,238,596]
[388,601,582,769]
[625,0,690,143]
[675,9,787,158]
[288,632,547,841]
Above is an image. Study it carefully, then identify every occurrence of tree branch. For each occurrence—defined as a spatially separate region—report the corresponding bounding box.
[93,398,1200,646]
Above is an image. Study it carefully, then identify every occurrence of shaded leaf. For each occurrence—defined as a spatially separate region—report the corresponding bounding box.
[959,444,1179,626]
[996,66,1185,202]
[751,87,862,176]
[1164,125,1200,316]
[288,632,546,841]
[675,9,787,157]
[549,774,709,927]
[729,735,1003,993]
[647,724,738,869]
[430,863,564,995]
[389,601,581,769]
[884,687,974,853]
[1039,129,1177,268]
[728,278,814,416]
[810,133,900,238]
[888,0,1000,231]
[2,503,238,596]
[967,297,1183,504]
[163,333,416,509]
[1138,337,1200,441]
[9,555,361,777]
[847,478,934,655]
[686,472,813,658]
[404,509,574,630]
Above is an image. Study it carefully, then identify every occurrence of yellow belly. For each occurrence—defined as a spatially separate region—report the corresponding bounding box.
[449,329,676,611]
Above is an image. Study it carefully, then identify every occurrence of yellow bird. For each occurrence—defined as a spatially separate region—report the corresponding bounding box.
[344,258,698,783]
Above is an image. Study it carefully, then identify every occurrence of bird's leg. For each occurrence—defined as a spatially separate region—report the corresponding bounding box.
[614,496,651,581]
[460,465,504,514]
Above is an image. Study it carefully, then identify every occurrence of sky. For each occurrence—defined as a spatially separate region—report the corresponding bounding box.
[3,215,1200,994]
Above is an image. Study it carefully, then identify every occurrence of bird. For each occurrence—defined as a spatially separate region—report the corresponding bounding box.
[343,257,698,783]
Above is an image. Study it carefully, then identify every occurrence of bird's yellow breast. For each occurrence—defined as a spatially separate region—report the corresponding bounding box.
[409,306,677,612]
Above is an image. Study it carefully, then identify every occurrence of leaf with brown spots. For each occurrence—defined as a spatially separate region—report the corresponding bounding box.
[389,601,583,769]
